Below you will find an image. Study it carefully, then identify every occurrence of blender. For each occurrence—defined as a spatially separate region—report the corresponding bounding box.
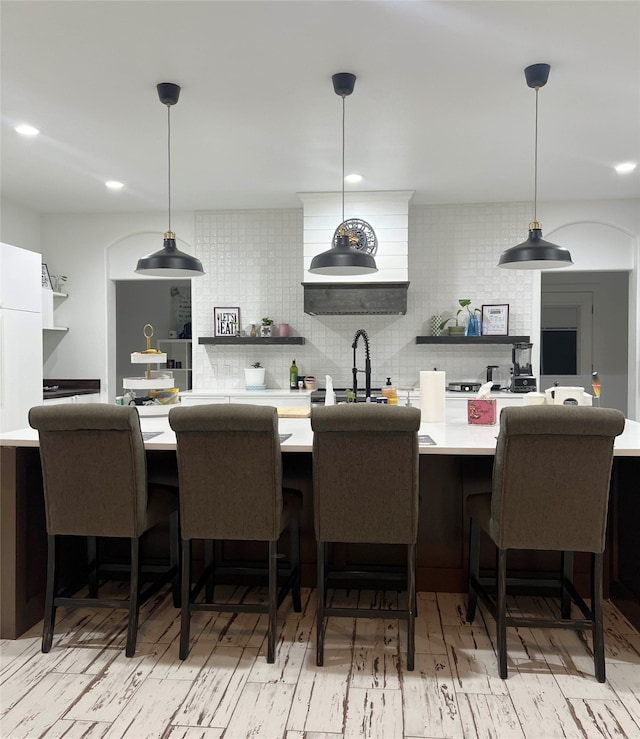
[511,342,537,392]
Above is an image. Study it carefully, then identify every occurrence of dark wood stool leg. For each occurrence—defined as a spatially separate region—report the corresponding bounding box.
[592,552,606,682]
[179,539,191,660]
[125,538,141,658]
[204,540,214,603]
[561,551,574,619]
[407,542,416,671]
[290,513,302,613]
[87,536,98,598]
[267,540,278,663]
[466,518,480,623]
[497,547,508,679]
[316,541,326,667]
[169,511,180,608]
[42,535,58,653]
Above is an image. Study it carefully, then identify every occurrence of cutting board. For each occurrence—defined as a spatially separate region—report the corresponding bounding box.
[277,407,310,418]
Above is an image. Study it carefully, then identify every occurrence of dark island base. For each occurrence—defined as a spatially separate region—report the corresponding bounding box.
[2,447,639,639]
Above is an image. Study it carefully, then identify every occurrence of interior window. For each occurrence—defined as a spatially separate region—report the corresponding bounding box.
[541,329,577,375]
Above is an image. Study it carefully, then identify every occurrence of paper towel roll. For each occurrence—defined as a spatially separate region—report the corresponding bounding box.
[420,371,446,422]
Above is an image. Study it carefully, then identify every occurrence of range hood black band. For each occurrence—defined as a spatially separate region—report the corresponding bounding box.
[302,282,409,315]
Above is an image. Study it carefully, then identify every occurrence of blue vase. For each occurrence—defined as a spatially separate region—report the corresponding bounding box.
[465,314,481,336]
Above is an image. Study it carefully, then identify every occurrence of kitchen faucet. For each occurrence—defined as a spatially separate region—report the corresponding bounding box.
[352,329,372,400]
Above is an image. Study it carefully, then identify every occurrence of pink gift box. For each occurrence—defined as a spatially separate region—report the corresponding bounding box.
[467,399,497,425]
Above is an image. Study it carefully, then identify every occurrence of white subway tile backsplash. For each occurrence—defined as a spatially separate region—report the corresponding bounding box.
[193,202,535,390]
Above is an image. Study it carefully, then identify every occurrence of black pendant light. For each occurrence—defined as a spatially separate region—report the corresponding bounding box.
[136,82,204,277]
[309,73,378,275]
[498,64,573,270]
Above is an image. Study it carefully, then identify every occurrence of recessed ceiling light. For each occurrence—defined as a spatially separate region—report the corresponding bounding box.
[614,162,637,174]
[15,124,39,136]
[105,181,124,190]
[345,173,362,184]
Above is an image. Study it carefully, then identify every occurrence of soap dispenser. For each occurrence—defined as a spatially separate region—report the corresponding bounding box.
[382,377,398,405]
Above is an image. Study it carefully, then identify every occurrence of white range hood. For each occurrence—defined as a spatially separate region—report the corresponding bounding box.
[299,190,412,314]
[300,190,412,282]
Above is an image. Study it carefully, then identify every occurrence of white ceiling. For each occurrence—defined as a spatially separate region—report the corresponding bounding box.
[2,0,639,216]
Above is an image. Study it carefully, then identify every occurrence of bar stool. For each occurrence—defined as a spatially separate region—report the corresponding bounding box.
[311,404,421,670]
[168,404,302,662]
[466,405,625,682]
[29,404,180,657]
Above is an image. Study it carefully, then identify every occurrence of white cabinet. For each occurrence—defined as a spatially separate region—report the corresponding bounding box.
[229,394,309,407]
[1,243,42,433]
[43,393,101,405]
[157,339,192,391]
[179,390,311,409]
[179,395,229,406]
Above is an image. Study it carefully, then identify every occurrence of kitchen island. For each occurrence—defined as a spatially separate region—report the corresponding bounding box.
[2,409,639,639]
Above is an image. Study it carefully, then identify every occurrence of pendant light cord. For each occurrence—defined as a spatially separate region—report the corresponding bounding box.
[533,87,539,224]
[167,104,172,234]
[341,93,346,225]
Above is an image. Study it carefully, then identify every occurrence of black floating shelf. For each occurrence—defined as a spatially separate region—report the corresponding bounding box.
[199,337,306,345]
[416,335,530,345]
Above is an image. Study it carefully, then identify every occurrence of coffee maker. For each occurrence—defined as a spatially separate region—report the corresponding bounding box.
[511,342,537,392]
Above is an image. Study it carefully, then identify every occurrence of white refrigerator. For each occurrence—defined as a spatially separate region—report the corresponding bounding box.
[0,242,43,432]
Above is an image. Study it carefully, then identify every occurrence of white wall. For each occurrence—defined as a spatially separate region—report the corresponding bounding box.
[0,198,41,253]
[39,211,194,398]
[192,200,638,417]
[541,200,639,417]
[5,198,636,417]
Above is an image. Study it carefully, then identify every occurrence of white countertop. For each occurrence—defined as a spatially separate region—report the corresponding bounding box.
[3,408,639,456]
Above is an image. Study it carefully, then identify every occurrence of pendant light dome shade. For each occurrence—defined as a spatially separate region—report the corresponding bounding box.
[498,64,573,270]
[308,232,378,275]
[135,83,204,277]
[135,234,205,277]
[498,222,573,269]
[309,73,378,276]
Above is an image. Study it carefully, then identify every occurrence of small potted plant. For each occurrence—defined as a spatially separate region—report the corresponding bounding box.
[244,361,266,388]
[51,275,68,294]
[439,299,481,336]
[260,317,274,337]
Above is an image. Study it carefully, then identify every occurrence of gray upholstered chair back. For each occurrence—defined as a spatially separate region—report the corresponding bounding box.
[490,405,625,552]
[169,404,283,541]
[28,404,149,538]
[311,404,421,544]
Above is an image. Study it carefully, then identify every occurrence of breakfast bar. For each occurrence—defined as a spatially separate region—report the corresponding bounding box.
[2,410,639,640]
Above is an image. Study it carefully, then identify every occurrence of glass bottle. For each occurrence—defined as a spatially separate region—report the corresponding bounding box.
[289,359,298,390]
[382,376,398,405]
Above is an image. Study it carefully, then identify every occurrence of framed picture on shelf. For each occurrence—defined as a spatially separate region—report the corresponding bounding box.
[213,307,240,337]
[41,263,53,290]
[481,304,509,335]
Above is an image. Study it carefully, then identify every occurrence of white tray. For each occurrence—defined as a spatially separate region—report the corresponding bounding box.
[122,376,175,390]
[130,352,167,364]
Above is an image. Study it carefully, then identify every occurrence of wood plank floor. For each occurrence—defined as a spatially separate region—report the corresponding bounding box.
[2,584,640,738]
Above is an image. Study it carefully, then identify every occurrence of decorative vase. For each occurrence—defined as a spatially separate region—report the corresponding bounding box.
[465,314,481,336]
[430,315,443,337]
[260,325,272,338]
